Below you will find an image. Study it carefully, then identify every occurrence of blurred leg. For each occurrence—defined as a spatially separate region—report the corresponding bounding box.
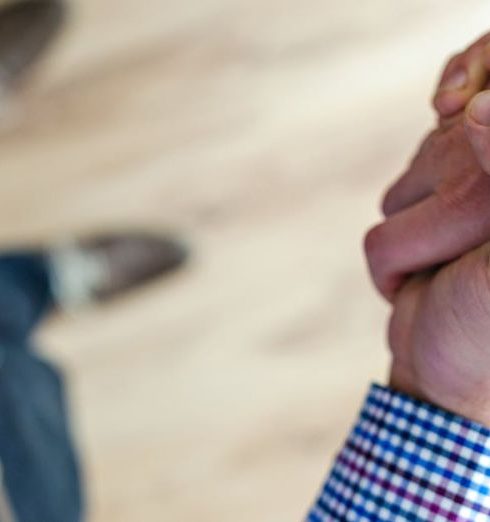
[0,252,84,521]
[0,252,53,344]
[0,233,187,521]
[0,350,84,522]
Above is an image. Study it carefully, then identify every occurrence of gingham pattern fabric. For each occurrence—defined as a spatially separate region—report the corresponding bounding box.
[307,384,490,521]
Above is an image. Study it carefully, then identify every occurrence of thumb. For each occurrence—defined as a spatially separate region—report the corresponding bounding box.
[465,90,490,175]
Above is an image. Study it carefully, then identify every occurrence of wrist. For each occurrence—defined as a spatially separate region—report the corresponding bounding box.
[389,363,490,429]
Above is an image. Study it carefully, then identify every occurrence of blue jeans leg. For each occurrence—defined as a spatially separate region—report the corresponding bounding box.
[0,252,53,344]
[0,252,84,521]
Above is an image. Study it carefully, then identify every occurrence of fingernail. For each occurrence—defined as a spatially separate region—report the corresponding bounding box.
[469,91,490,126]
[440,68,467,90]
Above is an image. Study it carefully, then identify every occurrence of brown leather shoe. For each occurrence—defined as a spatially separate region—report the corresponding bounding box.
[0,0,65,87]
[47,232,189,308]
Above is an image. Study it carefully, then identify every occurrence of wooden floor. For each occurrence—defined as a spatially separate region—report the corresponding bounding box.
[1,1,490,520]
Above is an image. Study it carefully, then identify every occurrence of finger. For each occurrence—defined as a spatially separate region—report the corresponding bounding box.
[382,167,435,217]
[383,121,475,217]
[365,175,490,301]
[465,90,490,175]
[381,129,443,217]
[433,38,490,118]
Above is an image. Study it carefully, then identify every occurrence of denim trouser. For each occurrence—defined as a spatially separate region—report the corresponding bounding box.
[0,253,83,521]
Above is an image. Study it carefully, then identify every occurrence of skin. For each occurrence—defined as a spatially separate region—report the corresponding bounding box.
[433,32,490,119]
[365,32,490,427]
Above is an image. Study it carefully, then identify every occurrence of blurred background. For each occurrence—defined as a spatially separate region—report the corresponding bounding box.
[2,0,490,520]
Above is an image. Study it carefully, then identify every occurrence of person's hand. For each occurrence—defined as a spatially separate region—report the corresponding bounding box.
[365,72,490,427]
[365,110,490,301]
[367,33,490,301]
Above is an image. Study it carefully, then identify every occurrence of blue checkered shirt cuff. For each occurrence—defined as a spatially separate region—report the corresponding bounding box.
[307,384,490,521]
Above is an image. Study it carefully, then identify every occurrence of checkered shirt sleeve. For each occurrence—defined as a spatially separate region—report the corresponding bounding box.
[307,384,490,521]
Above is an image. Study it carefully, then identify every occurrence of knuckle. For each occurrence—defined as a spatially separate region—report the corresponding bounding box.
[438,172,481,213]
[444,52,464,72]
[380,189,395,217]
[436,53,463,89]
[363,224,384,260]
[364,224,390,293]
[364,224,404,301]
[438,185,466,214]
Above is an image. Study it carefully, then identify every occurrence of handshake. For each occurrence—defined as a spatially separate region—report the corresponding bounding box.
[309,32,490,522]
[364,32,490,428]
